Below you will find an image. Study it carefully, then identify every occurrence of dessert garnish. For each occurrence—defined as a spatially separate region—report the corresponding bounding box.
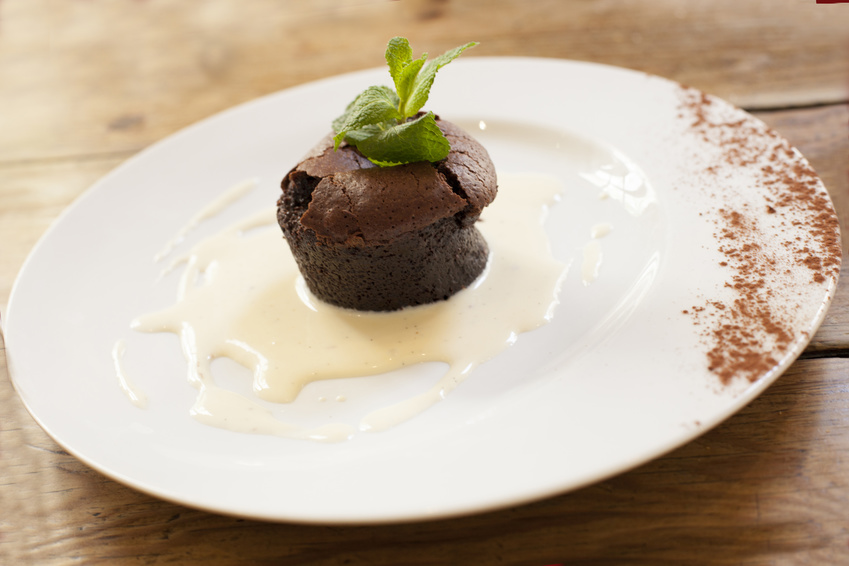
[331,37,477,166]
[278,37,494,312]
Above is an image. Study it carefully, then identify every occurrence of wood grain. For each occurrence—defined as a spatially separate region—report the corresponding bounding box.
[1,0,846,162]
[4,331,849,564]
[2,0,848,563]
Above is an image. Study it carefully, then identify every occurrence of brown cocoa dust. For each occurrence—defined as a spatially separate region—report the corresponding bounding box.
[677,86,841,384]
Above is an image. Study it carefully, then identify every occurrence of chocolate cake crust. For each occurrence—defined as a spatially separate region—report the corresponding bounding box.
[278,119,497,311]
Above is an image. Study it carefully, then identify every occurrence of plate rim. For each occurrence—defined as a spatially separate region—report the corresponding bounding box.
[3,56,841,524]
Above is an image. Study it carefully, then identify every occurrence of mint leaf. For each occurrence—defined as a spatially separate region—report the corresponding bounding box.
[351,112,450,165]
[340,123,384,146]
[332,86,401,149]
[394,57,426,114]
[332,37,476,165]
[385,37,413,83]
[405,42,476,117]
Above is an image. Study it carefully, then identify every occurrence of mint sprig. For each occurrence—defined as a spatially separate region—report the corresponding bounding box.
[332,37,477,166]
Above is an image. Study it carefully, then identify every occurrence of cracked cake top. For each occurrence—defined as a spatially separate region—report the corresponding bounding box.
[280,119,497,246]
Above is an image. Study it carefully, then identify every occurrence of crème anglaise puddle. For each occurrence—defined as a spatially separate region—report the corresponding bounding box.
[129,173,568,442]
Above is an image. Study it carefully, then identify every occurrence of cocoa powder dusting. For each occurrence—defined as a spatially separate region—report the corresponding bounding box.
[677,86,841,385]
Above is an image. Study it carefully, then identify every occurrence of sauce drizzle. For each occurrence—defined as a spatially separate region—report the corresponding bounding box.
[131,173,568,441]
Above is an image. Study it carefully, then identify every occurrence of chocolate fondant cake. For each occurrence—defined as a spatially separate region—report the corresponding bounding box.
[277,119,497,311]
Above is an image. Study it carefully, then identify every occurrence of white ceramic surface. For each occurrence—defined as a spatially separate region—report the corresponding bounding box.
[4,58,840,524]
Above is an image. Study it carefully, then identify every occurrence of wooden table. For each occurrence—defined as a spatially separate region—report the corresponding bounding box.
[2,1,848,563]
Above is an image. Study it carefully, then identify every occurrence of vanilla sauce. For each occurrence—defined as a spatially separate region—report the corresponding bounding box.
[128,173,578,441]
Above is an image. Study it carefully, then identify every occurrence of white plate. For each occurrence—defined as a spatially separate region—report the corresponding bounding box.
[4,58,841,524]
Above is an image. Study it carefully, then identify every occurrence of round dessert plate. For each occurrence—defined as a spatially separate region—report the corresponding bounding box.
[4,58,841,523]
